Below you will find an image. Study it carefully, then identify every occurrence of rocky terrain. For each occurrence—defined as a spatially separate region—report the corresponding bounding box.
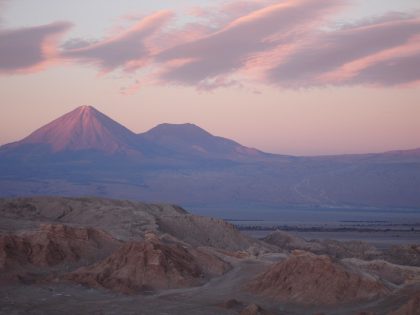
[263,230,420,265]
[0,223,121,284]
[248,250,389,305]
[388,293,420,315]
[0,196,419,315]
[65,236,230,294]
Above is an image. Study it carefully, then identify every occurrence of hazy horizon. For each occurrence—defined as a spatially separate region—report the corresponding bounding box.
[1,103,420,157]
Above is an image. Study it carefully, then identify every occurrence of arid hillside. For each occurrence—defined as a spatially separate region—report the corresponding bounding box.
[0,197,419,315]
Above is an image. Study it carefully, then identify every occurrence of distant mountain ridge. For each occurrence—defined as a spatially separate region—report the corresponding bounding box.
[139,123,267,160]
[0,105,267,161]
[0,105,419,209]
[1,105,419,158]
[20,105,139,153]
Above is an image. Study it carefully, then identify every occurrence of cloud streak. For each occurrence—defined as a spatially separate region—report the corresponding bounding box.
[268,16,420,87]
[155,0,342,86]
[0,22,71,74]
[62,10,173,72]
[1,0,420,88]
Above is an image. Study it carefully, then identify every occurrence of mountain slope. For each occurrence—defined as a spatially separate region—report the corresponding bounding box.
[138,123,268,160]
[0,106,270,162]
[1,105,140,155]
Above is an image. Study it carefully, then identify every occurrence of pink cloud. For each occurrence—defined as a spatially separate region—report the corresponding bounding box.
[318,37,420,83]
[154,0,342,87]
[189,0,277,28]
[62,10,173,72]
[267,16,420,87]
[1,0,420,89]
[0,22,71,74]
[349,49,420,86]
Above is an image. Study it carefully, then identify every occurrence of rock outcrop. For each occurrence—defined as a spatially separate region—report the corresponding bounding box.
[219,298,243,310]
[263,231,381,260]
[248,250,388,305]
[0,224,121,269]
[157,214,256,251]
[0,197,257,251]
[240,303,272,315]
[0,224,121,282]
[262,230,323,252]
[65,237,230,294]
[388,293,420,315]
[384,245,420,267]
[342,258,420,286]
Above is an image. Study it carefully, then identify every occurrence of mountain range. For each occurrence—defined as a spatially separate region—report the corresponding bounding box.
[0,106,267,161]
[1,105,419,210]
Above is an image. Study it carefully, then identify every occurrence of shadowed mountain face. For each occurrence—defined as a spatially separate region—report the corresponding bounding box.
[138,123,267,160]
[0,105,419,209]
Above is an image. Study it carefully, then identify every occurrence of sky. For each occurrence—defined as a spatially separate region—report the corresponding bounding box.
[0,0,419,156]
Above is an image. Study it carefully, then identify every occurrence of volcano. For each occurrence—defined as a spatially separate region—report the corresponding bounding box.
[138,123,267,160]
[0,105,266,161]
[11,105,139,154]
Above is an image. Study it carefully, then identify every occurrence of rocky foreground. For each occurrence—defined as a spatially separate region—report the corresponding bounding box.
[0,197,419,315]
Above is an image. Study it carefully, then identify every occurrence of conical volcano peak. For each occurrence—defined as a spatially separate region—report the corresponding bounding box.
[71,105,100,117]
[80,105,95,110]
[70,105,102,125]
[77,105,99,115]
[19,105,138,153]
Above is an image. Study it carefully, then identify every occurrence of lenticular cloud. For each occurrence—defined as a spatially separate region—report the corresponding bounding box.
[1,0,420,89]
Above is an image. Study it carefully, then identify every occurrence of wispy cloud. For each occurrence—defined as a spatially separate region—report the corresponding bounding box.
[345,47,420,86]
[155,0,342,87]
[1,0,420,89]
[62,11,173,72]
[0,22,71,74]
[268,15,420,87]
